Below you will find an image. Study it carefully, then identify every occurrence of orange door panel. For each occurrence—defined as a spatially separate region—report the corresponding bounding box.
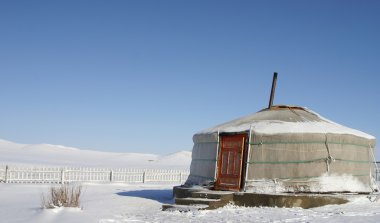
[215,134,247,191]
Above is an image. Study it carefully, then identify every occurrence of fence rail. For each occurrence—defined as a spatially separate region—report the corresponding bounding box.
[1,165,379,184]
[0,165,189,184]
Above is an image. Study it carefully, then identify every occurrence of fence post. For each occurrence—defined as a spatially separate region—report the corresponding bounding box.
[142,171,146,184]
[5,165,9,183]
[60,168,65,184]
[179,172,182,184]
[110,170,113,182]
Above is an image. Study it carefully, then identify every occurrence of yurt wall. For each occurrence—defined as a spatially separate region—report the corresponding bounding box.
[246,132,376,192]
[186,132,219,185]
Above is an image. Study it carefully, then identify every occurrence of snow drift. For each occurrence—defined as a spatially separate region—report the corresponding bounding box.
[0,139,191,169]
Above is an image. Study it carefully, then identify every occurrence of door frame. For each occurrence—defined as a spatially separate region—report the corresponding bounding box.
[215,132,249,191]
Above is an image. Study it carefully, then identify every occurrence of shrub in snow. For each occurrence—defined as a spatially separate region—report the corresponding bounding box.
[41,184,82,209]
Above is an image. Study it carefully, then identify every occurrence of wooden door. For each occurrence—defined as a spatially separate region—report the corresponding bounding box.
[215,134,247,191]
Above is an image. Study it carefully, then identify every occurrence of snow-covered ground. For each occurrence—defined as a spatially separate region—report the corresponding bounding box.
[1,138,380,222]
[1,183,380,223]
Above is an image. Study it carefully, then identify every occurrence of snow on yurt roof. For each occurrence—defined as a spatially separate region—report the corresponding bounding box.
[198,105,375,140]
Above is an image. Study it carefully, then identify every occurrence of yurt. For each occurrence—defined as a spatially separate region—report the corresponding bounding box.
[185,74,377,193]
[186,105,377,193]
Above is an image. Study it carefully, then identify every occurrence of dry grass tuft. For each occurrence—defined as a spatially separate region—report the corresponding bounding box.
[41,184,82,209]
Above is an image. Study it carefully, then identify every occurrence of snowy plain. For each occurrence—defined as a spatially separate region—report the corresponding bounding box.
[1,139,380,223]
[1,183,380,223]
[0,139,191,169]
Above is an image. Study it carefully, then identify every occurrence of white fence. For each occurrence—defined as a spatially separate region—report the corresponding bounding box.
[0,165,378,184]
[375,163,380,182]
[0,165,189,184]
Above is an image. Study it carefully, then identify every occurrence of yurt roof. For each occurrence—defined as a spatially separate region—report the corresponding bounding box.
[198,105,375,140]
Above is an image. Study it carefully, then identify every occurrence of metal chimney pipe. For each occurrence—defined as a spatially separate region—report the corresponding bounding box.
[268,72,278,109]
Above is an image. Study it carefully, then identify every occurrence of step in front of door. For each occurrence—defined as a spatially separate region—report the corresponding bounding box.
[162,204,209,212]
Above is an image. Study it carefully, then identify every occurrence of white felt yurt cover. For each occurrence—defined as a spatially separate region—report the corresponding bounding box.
[186,106,376,193]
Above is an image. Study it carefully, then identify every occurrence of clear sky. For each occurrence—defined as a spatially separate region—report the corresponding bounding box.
[1,1,379,158]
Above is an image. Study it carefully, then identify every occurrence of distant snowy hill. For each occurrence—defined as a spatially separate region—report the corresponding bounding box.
[0,139,191,169]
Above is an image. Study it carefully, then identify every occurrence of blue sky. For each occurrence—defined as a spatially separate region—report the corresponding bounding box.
[0,1,379,158]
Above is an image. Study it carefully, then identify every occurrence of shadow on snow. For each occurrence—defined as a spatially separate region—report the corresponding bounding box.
[116,189,174,204]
